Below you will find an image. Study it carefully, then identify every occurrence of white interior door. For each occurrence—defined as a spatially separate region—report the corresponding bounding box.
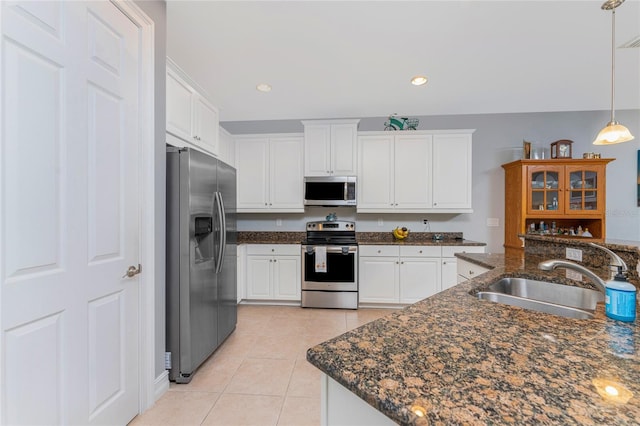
[1,1,141,424]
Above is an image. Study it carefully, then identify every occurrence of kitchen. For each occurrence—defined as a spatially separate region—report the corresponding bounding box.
[1,1,639,425]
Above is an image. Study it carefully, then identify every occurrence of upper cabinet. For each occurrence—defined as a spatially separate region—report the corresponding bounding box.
[501,159,614,253]
[302,119,359,176]
[166,58,220,155]
[432,133,472,210]
[235,134,304,213]
[357,130,474,213]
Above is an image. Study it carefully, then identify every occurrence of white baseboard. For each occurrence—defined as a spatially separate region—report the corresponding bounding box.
[154,371,170,402]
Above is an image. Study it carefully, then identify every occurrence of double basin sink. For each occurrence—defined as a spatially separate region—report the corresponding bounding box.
[476,277,604,320]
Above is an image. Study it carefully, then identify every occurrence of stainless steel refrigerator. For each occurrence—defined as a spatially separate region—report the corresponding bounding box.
[166,146,237,383]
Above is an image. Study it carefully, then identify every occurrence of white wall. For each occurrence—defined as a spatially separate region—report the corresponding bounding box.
[226,109,640,253]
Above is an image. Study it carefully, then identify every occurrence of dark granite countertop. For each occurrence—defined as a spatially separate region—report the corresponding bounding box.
[306,252,640,425]
[237,231,486,247]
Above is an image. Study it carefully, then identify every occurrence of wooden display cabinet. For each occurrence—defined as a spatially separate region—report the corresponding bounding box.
[502,159,614,254]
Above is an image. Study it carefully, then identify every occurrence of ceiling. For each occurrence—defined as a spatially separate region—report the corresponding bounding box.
[167,1,640,123]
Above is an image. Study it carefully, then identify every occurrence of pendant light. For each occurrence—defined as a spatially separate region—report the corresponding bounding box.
[593,0,635,145]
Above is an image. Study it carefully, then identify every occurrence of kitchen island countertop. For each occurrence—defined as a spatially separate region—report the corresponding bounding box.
[306,252,640,425]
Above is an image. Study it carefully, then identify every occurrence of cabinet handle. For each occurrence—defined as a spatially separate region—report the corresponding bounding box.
[401,261,404,264]
[377,250,381,253]
[434,202,438,206]
[419,250,423,253]
[265,203,268,206]
[271,248,275,252]
[469,271,474,275]
[273,259,277,262]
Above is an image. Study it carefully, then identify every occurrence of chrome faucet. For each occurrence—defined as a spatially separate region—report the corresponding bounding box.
[538,259,607,294]
[589,242,628,278]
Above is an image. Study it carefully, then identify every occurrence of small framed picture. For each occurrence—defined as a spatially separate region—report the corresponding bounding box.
[523,140,532,159]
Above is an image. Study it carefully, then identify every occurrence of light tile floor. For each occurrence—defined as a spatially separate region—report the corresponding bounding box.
[130,305,396,426]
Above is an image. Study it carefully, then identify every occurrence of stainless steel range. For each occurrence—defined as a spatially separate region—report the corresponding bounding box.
[301,221,358,309]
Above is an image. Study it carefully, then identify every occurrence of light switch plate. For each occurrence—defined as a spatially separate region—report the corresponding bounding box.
[566,248,583,262]
[566,269,583,281]
[486,218,499,227]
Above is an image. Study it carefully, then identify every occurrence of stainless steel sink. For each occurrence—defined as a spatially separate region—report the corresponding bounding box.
[476,277,604,320]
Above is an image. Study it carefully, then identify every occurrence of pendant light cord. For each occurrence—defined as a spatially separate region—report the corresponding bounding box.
[610,8,616,124]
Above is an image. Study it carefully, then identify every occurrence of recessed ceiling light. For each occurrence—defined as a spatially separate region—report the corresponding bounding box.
[256,83,272,92]
[410,75,428,86]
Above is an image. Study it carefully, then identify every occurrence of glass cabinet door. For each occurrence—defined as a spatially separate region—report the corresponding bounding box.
[565,166,604,215]
[527,167,562,214]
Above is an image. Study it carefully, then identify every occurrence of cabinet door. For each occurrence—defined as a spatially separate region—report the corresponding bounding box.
[394,134,432,210]
[357,135,394,211]
[456,259,490,281]
[526,165,564,215]
[166,68,194,141]
[246,256,272,299]
[565,164,605,216]
[358,256,399,303]
[432,134,472,209]
[331,123,358,176]
[193,95,219,155]
[270,137,304,211]
[273,255,301,300]
[441,258,458,291]
[399,258,440,303]
[304,124,331,176]
[236,138,270,210]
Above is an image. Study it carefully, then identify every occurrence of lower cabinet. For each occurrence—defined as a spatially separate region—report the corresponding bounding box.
[457,258,490,283]
[359,245,486,304]
[245,244,301,301]
[359,245,440,304]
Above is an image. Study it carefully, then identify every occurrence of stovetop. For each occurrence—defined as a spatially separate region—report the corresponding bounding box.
[304,220,357,246]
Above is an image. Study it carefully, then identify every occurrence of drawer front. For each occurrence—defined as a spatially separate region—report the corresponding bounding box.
[457,259,490,279]
[399,246,441,257]
[246,244,300,256]
[442,246,485,257]
[358,245,400,257]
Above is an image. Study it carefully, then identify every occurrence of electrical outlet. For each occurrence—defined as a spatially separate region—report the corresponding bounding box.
[276,219,282,227]
[566,248,583,262]
[566,269,583,281]
[378,218,384,226]
[165,352,172,369]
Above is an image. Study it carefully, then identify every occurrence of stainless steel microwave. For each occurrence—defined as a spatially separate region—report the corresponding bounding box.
[303,176,356,207]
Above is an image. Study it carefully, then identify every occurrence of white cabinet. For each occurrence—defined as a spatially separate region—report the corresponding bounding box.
[235,134,304,212]
[358,245,440,304]
[218,127,236,168]
[245,245,301,301]
[302,119,359,176]
[357,133,432,211]
[359,245,486,304]
[432,134,472,210]
[166,58,219,155]
[398,246,441,304]
[357,130,474,213]
[442,246,487,288]
[358,246,400,303]
[457,258,490,283]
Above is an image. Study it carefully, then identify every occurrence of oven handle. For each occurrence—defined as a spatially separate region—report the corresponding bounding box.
[303,245,358,254]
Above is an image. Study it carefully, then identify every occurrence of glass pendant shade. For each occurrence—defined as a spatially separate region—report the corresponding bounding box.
[593,121,635,145]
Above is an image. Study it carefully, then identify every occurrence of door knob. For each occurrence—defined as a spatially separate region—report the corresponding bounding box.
[123,264,142,278]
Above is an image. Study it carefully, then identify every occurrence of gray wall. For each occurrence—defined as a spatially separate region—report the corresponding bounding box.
[224,109,640,253]
[134,0,167,381]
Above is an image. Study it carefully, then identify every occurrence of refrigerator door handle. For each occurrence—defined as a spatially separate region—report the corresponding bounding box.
[214,191,225,274]
[218,192,227,260]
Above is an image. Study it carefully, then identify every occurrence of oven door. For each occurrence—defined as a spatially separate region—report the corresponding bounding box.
[302,245,358,291]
